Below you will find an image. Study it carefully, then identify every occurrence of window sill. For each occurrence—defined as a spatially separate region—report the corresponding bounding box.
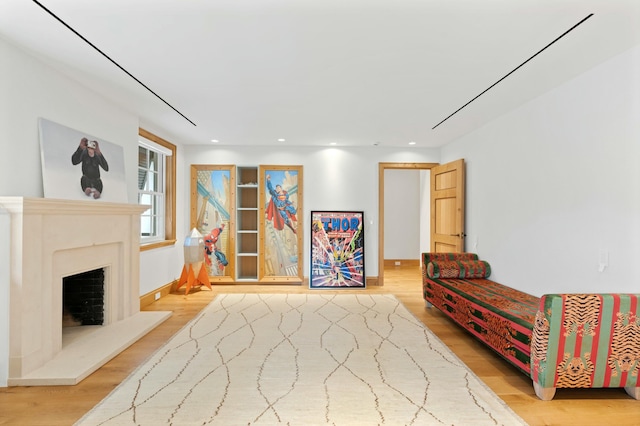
[140,239,177,252]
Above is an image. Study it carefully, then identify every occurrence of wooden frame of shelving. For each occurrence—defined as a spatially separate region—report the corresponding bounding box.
[236,166,260,281]
[190,164,236,283]
[259,165,303,284]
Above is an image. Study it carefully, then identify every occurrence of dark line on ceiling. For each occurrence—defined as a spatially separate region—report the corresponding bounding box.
[31,0,196,126]
[432,13,594,130]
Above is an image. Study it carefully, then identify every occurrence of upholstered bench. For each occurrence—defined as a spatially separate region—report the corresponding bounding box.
[422,252,640,401]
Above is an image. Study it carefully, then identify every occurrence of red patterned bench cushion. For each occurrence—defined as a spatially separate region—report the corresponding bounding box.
[426,260,491,279]
[422,252,478,263]
[422,253,640,399]
[531,293,640,391]
[423,270,538,375]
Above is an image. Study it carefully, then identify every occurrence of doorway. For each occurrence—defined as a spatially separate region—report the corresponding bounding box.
[378,162,437,286]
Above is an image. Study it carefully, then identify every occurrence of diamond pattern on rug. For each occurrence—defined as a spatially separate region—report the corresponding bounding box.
[75,294,527,426]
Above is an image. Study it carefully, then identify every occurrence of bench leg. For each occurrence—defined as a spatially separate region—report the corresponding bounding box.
[624,386,640,400]
[533,381,556,401]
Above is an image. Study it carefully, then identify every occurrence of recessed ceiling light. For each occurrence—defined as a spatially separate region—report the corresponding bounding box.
[278,138,286,142]
[329,142,337,146]
[211,139,219,143]
[408,141,416,145]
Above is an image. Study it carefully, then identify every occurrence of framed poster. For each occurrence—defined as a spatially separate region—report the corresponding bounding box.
[259,165,303,283]
[190,165,236,282]
[310,211,365,288]
[38,117,128,202]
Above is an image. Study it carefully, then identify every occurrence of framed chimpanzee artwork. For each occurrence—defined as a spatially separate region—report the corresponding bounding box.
[38,118,127,202]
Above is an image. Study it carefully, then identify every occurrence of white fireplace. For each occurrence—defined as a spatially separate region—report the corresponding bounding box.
[0,197,171,386]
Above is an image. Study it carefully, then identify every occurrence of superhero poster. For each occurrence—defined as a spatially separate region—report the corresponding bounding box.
[260,166,302,281]
[310,211,365,288]
[191,165,235,280]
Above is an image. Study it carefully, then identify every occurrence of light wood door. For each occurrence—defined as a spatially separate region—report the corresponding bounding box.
[430,159,465,252]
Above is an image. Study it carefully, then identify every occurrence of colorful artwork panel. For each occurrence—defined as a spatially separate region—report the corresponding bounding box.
[310,211,365,288]
[191,165,235,279]
[260,165,303,282]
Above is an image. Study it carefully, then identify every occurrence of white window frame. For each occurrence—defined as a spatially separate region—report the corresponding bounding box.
[138,129,176,250]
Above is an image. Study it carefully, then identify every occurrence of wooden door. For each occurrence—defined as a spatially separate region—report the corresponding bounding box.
[430,159,465,252]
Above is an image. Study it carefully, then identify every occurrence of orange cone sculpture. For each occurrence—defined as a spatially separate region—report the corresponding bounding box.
[176,228,212,295]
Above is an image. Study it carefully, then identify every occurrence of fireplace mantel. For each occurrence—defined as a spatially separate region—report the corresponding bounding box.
[0,197,171,386]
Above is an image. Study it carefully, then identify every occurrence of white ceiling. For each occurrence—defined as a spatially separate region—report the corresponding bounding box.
[1,0,640,147]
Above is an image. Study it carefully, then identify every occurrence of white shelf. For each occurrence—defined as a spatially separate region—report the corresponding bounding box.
[236,167,259,281]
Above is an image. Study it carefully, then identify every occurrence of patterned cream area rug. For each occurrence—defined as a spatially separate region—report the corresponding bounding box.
[76,294,527,425]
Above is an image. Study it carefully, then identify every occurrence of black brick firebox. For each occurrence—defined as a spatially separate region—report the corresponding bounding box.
[62,268,104,326]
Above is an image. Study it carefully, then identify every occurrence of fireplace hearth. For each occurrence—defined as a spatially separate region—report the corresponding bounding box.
[0,197,171,386]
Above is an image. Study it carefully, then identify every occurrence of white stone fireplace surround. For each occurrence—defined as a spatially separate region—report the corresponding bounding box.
[0,197,171,386]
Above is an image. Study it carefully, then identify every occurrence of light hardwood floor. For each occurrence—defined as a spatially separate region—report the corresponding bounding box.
[1,265,638,425]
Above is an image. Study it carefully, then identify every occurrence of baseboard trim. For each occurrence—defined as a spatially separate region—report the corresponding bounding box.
[140,275,381,304]
[383,259,420,268]
[140,280,177,309]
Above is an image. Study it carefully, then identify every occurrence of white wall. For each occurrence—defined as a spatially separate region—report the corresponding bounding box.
[0,37,185,296]
[384,169,420,260]
[0,208,9,386]
[0,37,139,200]
[0,34,440,295]
[183,146,440,276]
[441,44,640,296]
[9,30,639,297]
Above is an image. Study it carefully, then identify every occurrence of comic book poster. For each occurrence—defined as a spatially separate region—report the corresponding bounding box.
[310,211,365,288]
[191,165,235,280]
[261,167,302,281]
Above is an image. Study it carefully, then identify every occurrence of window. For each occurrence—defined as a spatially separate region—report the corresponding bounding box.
[138,129,176,250]
[138,143,164,241]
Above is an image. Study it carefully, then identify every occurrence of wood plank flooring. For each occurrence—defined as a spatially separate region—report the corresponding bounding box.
[1,265,638,425]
